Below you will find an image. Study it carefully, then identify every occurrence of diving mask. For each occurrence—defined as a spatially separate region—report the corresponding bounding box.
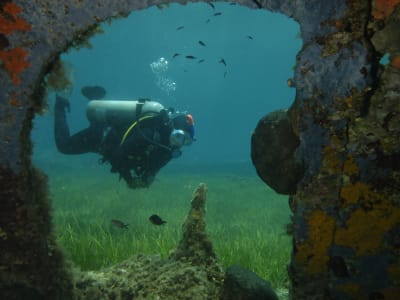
[169,129,192,148]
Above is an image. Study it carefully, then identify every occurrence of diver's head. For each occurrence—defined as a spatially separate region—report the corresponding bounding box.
[169,112,195,148]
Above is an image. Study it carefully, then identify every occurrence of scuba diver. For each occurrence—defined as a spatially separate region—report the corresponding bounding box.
[54,86,195,189]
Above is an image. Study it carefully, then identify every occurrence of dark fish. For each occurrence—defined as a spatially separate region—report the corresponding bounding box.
[198,59,205,63]
[224,70,228,78]
[218,58,227,67]
[156,3,170,10]
[198,40,206,47]
[176,25,184,30]
[207,2,215,10]
[81,86,106,100]
[111,219,129,229]
[185,55,197,59]
[149,214,167,225]
[172,53,180,58]
[205,19,211,23]
[214,12,222,16]
[246,35,254,40]
[253,0,263,9]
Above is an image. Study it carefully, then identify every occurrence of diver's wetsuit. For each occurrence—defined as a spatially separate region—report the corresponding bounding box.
[54,96,173,188]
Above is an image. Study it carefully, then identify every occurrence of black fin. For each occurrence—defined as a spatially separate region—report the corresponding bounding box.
[81,85,106,100]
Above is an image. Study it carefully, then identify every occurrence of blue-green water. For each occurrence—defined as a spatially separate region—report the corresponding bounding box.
[32,2,301,289]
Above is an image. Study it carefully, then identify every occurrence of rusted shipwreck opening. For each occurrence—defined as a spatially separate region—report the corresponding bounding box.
[1,0,399,299]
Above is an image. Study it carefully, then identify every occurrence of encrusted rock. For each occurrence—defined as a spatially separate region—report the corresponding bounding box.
[251,109,304,194]
[170,183,218,266]
[221,265,278,300]
[74,184,224,300]
[74,254,222,300]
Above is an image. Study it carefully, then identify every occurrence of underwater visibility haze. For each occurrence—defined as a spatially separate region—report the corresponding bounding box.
[32,2,302,292]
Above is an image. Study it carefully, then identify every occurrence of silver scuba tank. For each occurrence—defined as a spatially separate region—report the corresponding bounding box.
[86,100,164,127]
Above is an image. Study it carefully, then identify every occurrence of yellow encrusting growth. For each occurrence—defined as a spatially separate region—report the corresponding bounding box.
[388,263,400,281]
[335,202,400,256]
[343,155,359,177]
[329,134,342,149]
[336,283,361,299]
[340,182,377,206]
[382,286,400,299]
[322,146,342,173]
[295,210,335,274]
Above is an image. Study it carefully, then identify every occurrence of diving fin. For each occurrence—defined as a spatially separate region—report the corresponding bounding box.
[81,85,106,100]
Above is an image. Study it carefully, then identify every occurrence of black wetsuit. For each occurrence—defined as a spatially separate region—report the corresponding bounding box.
[54,96,173,188]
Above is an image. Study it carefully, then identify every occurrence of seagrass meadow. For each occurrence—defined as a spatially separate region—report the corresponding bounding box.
[45,160,291,291]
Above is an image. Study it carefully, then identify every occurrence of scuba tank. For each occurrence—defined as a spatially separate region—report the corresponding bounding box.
[86,99,164,127]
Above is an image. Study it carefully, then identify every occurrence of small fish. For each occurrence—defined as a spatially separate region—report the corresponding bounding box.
[198,40,206,47]
[205,19,211,23]
[207,2,215,10]
[229,2,237,5]
[172,53,180,59]
[111,219,129,229]
[185,55,197,59]
[224,70,228,78]
[198,59,205,63]
[149,214,167,225]
[218,58,227,67]
[246,35,254,40]
[214,12,222,16]
[176,25,184,31]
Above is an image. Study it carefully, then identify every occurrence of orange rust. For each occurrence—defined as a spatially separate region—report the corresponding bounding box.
[0,47,30,85]
[0,2,31,34]
[9,97,22,107]
[372,0,400,19]
[391,55,400,69]
[335,20,345,30]
[3,2,23,15]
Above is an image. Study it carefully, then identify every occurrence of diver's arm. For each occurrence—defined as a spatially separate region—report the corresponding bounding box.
[110,156,145,189]
[108,134,149,189]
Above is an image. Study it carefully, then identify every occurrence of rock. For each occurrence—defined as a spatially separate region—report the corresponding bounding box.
[251,109,304,194]
[170,183,218,266]
[74,184,224,300]
[222,265,278,300]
